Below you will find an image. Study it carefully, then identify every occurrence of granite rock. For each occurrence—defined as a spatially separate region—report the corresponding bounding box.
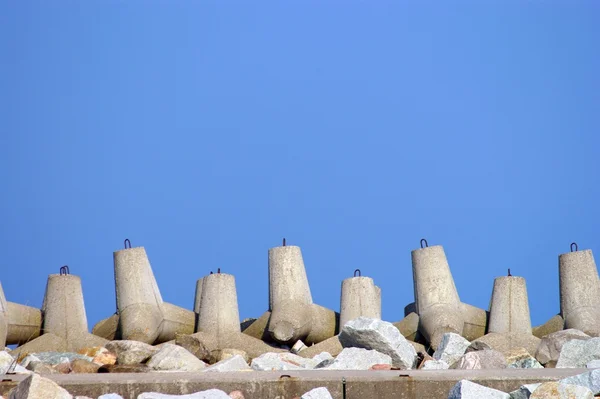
[324,347,392,370]
[432,333,470,367]
[529,381,593,399]
[146,344,206,372]
[448,379,511,398]
[535,329,591,366]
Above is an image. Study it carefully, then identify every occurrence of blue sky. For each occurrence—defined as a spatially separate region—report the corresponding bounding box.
[1,2,599,331]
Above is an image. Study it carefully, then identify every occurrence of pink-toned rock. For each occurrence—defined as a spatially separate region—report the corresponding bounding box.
[370,364,392,370]
[229,391,245,399]
[78,346,117,366]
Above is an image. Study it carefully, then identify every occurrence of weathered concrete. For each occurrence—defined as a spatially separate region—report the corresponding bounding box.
[532,314,564,339]
[339,275,381,328]
[488,276,532,335]
[196,273,241,336]
[189,330,284,361]
[241,311,271,342]
[12,273,107,355]
[268,244,312,310]
[0,281,7,348]
[193,277,205,331]
[4,299,42,346]
[393,312,420,342]
[0,369,593,399]
[559,247,600,336]
[298,335,343,359]
[459,303,487,342]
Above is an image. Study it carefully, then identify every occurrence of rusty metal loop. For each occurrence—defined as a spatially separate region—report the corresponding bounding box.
[124,239,131,249]
[59,265,70,275]
[571,242,578,252]
[354,269,361,277]
[282,238,286,247]
[420,238,428,249]
[210,271,213,275]
[508,268,511,277]
[217,268,221,274]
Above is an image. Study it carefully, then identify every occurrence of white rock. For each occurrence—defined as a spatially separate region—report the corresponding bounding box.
[301,387,333,399]
[535,329,590,365]
[291,340,307,354]
[338,317,417,369]
[421,360,449,370]
[98,395,124,399]
[529,381,593,398]
[146,344,206,372]
[9,373,73,399]
[506,348,543,369]
[559,368,600,395]
[251,352,311,371]
[556,337,600,368]
[203,355,250,372]
[453,350,507,370]
[137,390,230,399]
[448,379,510,399]
[509,383,541,399]
[312,352,334,369]
[587,359,600,368]
[433,333,470,367]
[324,347,391,370]
[0,351,29,374]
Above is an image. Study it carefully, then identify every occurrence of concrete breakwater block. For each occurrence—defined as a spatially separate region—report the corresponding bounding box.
[339,270,381,328]
[0,281,43,348]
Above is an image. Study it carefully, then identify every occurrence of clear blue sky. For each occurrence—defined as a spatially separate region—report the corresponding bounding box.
[1,2,599,331]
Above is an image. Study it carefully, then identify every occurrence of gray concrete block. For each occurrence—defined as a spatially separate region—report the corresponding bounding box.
[196,273,241,336]
[5,301,42,346]
[268,244,312,310]
[488,276,532,335]
[339,275,381,328]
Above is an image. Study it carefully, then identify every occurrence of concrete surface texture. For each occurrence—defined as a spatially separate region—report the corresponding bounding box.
[339,274,381,328]
[0,281,6,348]
[268,244,313,309]
[559,248,600,336]
[488,276,532,334]
[0,369,591,399]
[196,272,241,335]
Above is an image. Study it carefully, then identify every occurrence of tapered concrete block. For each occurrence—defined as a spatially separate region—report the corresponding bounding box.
[488,276,532,334]
[339,274,381,328]
[196,273,241,336]
[268,245,312,310]
[305,304,339,345]
[559,247,600,336]
[190,331,285,361]
[92,313,120,340]
[532,314,564,339]
[460,303,488,341]
[5,301,42,345]
[242,311,272,341]
[12,272,108,356]
[0,282,7,348]
[157,302,195,343]
[268,299,312,343]
[412,244,463,349]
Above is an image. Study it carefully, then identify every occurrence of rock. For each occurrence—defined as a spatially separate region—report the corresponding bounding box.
[301,387,333,399]
[421,360,449,370]
[505,348,543,369]
[203,355,251,372]
[98,364,150,373]
[370,364,392,370]
[559,369,600,395]
[228,391,245,399]
[9,373,72,399]
[78,347,116,366]
[587,359,600,368]
[52,358,71,374]
[448,379,511,399]
[75,396,94,399]
[291,340,307,354]
[97,395,124,399]
[26,361,57,375]
[432,333,470,367]
[147,343,206,372]
[529,381,593,399]
[209,349,249,365]
[105,340,158,358]
[535,329,591,366]
[508,383,541,399]
[25,352,93,365]
[339,317,417,369]
[0,351,29,374]
[470,333,540,357]
[324,347,392,370]
[70,359,101,373]
[250,352,312,371]
[556,337,600,368]
[118,350,154,365]
[532,314,565,338]
[137,390,231,398]
[175,334,210,362]
[312,352,334,369]
[465,340,492,353]
[452,350,507,370]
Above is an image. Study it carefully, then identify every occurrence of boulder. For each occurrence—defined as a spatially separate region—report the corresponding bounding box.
[175,334,210,361]
[312,352,334,369]
[22,352,92,365]
[77,347,116,366]
[448,379,510,399]
[9,373,72,399]
[250,352,313,371]
[25,361,57,375]
[559,369,600,395]
[137,390,231,399]
[529,381,593,399]
[146,344,206,372]
[452,350,507,370]
[104,340,158,358]
[505,348,543,369]
[291,340,307,354]
[470,333,540,357]
[301,387,333,399]
[508,383,541,399]
[432,333,470,367]
[70,359,100,373]
[339,317,417,369]
[0,351,28,374]
[535,329,591,365]
[532,314,565,338]
[297,336,343,359]
[465,340,492,353]
[324,347,392,370]
[587,359,600,368]
[203,355,251,372]
[208,349,249,365]
[556,337,600,368]
[421,360,449,370]
[117,350,152,365]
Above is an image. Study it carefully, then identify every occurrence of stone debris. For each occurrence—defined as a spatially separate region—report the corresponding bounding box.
[291,340,307,354]
[508,383,541,399]
[452,350,507,370]
[421,359,449,370]
[556,337,600,368]
[470,333,540,357]
[323,347,392,370]
[433,333,470,367]
[0,351,29,374]
[448,379,511,398]
[338,317,417,369]
[535,329,590,366]
[208,349,249,365]
[300,387,333,399]
[175,334,210,362]
[203,355,251,372]
[559,368,600,395]
[70,358,101,373]
[9,373,73,399]
[146,344,206,372]
[505,348,543,369]
[529,381,594,398]
[250,352,313,371]
[137,390,231,398]
[25,360,57,374]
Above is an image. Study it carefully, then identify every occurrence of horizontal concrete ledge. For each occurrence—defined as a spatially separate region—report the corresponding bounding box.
[0,369,588,399]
